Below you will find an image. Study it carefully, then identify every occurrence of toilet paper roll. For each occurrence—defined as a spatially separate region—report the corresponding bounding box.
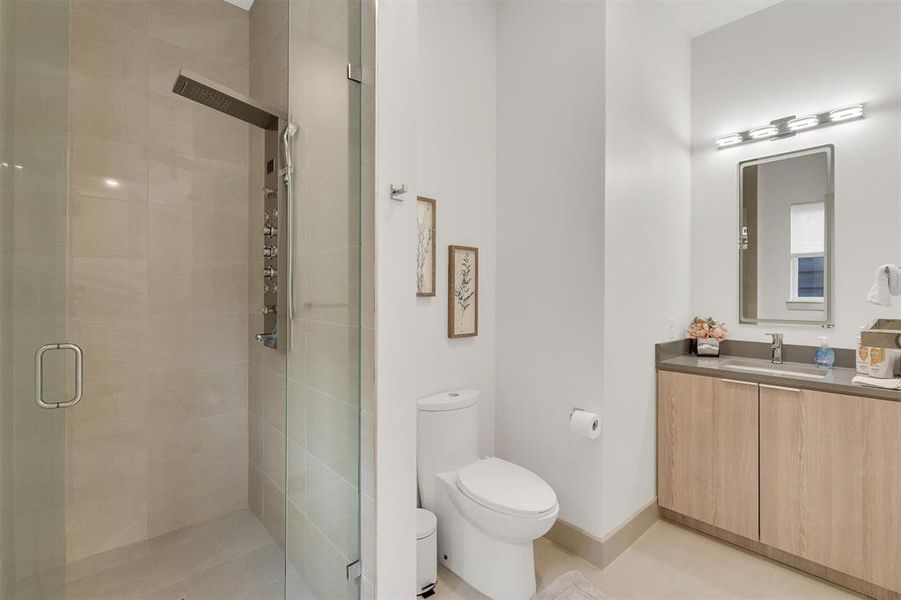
[570,409,601,440]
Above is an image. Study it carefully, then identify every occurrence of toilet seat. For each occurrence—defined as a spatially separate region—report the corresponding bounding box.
[456,457,557,518]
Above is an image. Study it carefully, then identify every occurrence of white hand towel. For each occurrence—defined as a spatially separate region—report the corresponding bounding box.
[866,264,901,306]
[852,375,901,390]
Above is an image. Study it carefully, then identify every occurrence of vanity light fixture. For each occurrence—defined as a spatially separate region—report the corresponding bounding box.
[715,103,865,149]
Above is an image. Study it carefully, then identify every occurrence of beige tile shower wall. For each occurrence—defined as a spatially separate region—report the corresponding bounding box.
[66,0,250,563]
[247,0,289,552]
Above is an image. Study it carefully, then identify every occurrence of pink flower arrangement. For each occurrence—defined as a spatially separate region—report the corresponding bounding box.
[688,316,729,342]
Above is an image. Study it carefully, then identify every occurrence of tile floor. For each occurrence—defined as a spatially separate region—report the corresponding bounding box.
[434,520,864,600]
[13,509,313,600]
[10,513,864,600]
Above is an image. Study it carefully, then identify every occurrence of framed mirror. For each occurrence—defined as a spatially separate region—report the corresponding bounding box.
[739,145,834,326]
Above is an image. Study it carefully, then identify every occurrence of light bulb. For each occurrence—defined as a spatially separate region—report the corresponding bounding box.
[749,126,778,139]
[828,105,863,122]
[715,134,743,147]
[787,115,819,131]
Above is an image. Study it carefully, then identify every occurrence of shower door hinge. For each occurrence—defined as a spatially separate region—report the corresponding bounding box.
[346,559,362,581]
[347,63,362,83]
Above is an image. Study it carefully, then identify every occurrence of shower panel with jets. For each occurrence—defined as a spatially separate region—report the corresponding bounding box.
[173,68,291,350]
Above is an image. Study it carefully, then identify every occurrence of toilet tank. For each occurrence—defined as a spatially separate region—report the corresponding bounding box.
[417,390,480,509]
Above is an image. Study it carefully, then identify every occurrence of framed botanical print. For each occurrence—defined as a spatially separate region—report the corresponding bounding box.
[448,245,478,338]
[416,197,436,297]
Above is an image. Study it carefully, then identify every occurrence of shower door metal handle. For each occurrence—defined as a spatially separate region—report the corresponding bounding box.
[35,343,84,409]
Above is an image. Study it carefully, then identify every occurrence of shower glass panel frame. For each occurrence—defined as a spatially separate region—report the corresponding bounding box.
[1,0,71,596]
[285,0,364,597]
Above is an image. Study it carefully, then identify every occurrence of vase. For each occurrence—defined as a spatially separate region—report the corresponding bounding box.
[696,337,720,357]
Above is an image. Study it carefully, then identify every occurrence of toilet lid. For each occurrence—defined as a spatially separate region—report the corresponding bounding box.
[456,457,557,518]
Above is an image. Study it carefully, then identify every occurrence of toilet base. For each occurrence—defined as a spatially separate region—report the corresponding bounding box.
[434,491,537,600]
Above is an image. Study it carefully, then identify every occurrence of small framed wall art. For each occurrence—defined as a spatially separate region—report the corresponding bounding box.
[448,245,478,338]
[416,197,436,297]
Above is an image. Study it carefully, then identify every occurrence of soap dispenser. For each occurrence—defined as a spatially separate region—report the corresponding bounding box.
[815,336,835,368]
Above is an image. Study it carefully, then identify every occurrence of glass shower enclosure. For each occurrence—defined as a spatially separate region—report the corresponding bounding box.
[0,0,364,597]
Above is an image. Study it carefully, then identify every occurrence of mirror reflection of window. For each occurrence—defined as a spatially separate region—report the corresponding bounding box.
[789,201,825,303]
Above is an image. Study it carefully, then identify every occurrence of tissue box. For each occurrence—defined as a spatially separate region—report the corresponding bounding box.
[861,319,901,378]
[861,319,901,349]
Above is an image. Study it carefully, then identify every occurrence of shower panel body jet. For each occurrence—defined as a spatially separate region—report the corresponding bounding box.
[172,69,292,350]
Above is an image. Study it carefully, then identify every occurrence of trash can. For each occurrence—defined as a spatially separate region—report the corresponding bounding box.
[417,508,438,597]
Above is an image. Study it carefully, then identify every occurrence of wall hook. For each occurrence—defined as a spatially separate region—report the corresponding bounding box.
[391,183,408,201]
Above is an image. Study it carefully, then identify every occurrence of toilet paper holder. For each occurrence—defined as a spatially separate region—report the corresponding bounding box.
[569,407,601,440]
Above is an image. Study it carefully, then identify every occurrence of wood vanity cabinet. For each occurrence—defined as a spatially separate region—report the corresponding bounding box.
[760,386,901,593]
[658,369,901,596]
[657,370,759,540]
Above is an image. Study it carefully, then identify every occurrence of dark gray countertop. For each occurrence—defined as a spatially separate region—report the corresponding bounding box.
[656,339,901,403]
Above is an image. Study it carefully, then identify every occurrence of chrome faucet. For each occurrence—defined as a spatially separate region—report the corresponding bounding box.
[767,333,784,364]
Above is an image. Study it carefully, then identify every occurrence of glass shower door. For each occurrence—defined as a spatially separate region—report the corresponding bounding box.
[1,0,71,596]
[285,0,363,597]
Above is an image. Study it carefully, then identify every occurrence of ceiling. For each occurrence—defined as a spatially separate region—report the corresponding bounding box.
[224,0,254,10]
[662,0,782,38]
[221,1,780,38]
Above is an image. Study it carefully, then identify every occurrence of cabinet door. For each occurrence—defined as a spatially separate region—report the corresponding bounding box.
[864,398,901,592]
[760,387,901,592]
[658,371,759,539]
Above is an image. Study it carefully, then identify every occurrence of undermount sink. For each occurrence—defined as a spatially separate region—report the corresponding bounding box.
[719,359,829,380]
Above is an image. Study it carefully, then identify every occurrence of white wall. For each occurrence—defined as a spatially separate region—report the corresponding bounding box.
[601,1,691,536]
[692,0,901,348]
[416,0,497,457]
[375,0,419,596]
[495,0,607,536]
[375,0,497,596]
[494,0,692,541]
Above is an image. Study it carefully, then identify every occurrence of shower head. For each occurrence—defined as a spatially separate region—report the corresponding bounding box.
[172,68,284,130]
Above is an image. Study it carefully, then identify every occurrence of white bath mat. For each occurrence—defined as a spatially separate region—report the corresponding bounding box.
[533,570,609,600]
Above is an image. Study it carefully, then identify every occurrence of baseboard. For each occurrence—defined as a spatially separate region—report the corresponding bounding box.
[543,499,659,569]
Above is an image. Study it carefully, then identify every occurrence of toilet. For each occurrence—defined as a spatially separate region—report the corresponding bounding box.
[417,390,559,600]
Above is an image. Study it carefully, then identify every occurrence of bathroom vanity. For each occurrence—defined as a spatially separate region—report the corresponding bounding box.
[656,342,901,599]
